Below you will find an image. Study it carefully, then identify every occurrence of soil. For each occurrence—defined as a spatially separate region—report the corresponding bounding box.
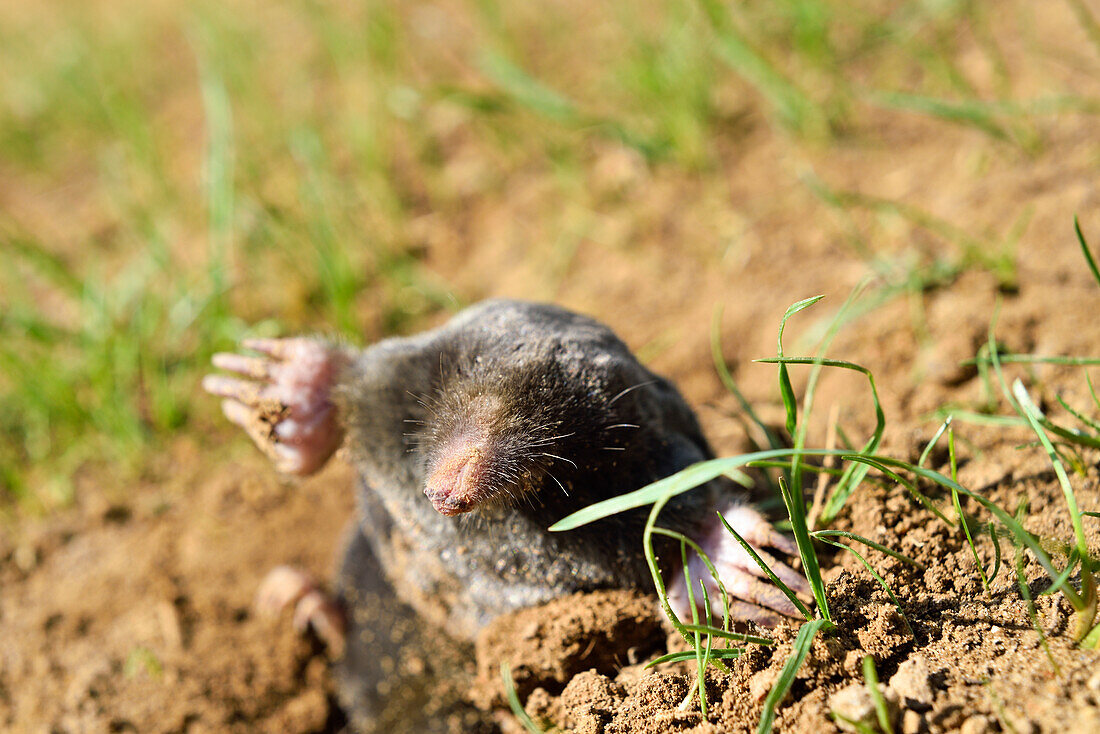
[4,3,1100,733]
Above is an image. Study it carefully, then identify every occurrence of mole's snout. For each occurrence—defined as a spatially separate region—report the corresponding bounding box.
[424,439,491,516]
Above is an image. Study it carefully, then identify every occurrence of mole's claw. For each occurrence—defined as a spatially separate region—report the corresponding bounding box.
[202,375,264,406]
[257,565,346,654]
[775,560,811,596]
[257,565,314,616]
[241,337,292,359]
[722,505,798,555]
[723,545,810,596]
[719,567,801,617]
[212,352,274,381]
[293,590,347,654]
[271,443,309,475]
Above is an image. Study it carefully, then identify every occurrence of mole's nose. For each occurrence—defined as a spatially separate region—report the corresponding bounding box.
[424,440,488,516]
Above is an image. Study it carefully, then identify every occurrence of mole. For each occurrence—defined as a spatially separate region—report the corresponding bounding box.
[203,299,805,731]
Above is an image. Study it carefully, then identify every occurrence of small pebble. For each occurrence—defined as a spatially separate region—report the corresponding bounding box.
[889,655,934,710]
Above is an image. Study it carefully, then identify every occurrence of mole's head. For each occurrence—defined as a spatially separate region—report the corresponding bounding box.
[414,360,600,518]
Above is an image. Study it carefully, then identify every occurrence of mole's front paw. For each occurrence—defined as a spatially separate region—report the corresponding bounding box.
[257,565,347,655]
[203,337,346,475]
[668,504,810,628]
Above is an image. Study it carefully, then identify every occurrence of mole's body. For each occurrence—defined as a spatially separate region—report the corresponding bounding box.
[335,301,719,637]
[204,300,803,731]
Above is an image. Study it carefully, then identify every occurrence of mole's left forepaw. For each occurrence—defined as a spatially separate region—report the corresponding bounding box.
[257,565,347,655]
[203,337,347,476]
[667,504,810,628]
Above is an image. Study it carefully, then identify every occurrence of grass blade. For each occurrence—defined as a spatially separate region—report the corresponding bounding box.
[1055,394,1100,433]
[861,656,895,734]
[1000,347,1088,556]
[501,661,545,734]
[1013,545,1060,674]
[837,454,953,527]
[864,89,1010,140]
[757,618,831,734]
[809,531,923,569]
[645,649,742,668]
[779,476,829,621]
[1083,622,1100,649]
[1038,551,1080,598]
[756,356,885,524]
[947,425,990,591]
[987,522,1003,585]
[917,418,952,467]
[851,454,1081,607]
[964,354,1100,366]
[641,495,731,674]
[696,0,825,135]
[1065,0,1100,59]
[195,46,234,319]
[776,297,825,439]
[550,457,758,531]
[1013,379,1088,556]
[478,50,580,124]
[1076,215,1100,288]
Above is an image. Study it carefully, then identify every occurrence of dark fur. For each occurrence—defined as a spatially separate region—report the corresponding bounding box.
[329,300,731,727]
[333,300,725,636]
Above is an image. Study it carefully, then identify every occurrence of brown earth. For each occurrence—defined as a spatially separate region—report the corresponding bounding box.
[4,2,1100,734]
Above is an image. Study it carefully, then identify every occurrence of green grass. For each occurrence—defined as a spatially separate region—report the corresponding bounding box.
[861,656,894,734]
[554,222,1100,726]
[501,661,549,734]
[3,0,1098,507]
[552,293,918,726]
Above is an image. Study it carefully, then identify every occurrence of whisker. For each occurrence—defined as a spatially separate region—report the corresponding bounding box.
[608,380,656,406]
[539,452,578,470]
[527,436,573,448]
[543,468,569,498]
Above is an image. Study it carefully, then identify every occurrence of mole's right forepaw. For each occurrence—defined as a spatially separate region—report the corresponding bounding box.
[257,565,347,655]
[667,504,810,628]
[203,337,347,476]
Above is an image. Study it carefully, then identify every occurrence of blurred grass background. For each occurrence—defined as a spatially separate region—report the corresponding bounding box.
[2,0,1099,509]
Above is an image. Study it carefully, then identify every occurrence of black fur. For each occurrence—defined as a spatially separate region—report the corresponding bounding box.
[333,300,725,637]
[329,300,731,727]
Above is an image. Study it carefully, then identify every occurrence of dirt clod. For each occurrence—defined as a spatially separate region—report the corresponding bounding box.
[889,656,934,710]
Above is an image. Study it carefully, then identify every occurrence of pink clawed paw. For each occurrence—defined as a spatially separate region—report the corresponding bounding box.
[256,565,346,653]
[667,504,810,628]
[203,337,346,476]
